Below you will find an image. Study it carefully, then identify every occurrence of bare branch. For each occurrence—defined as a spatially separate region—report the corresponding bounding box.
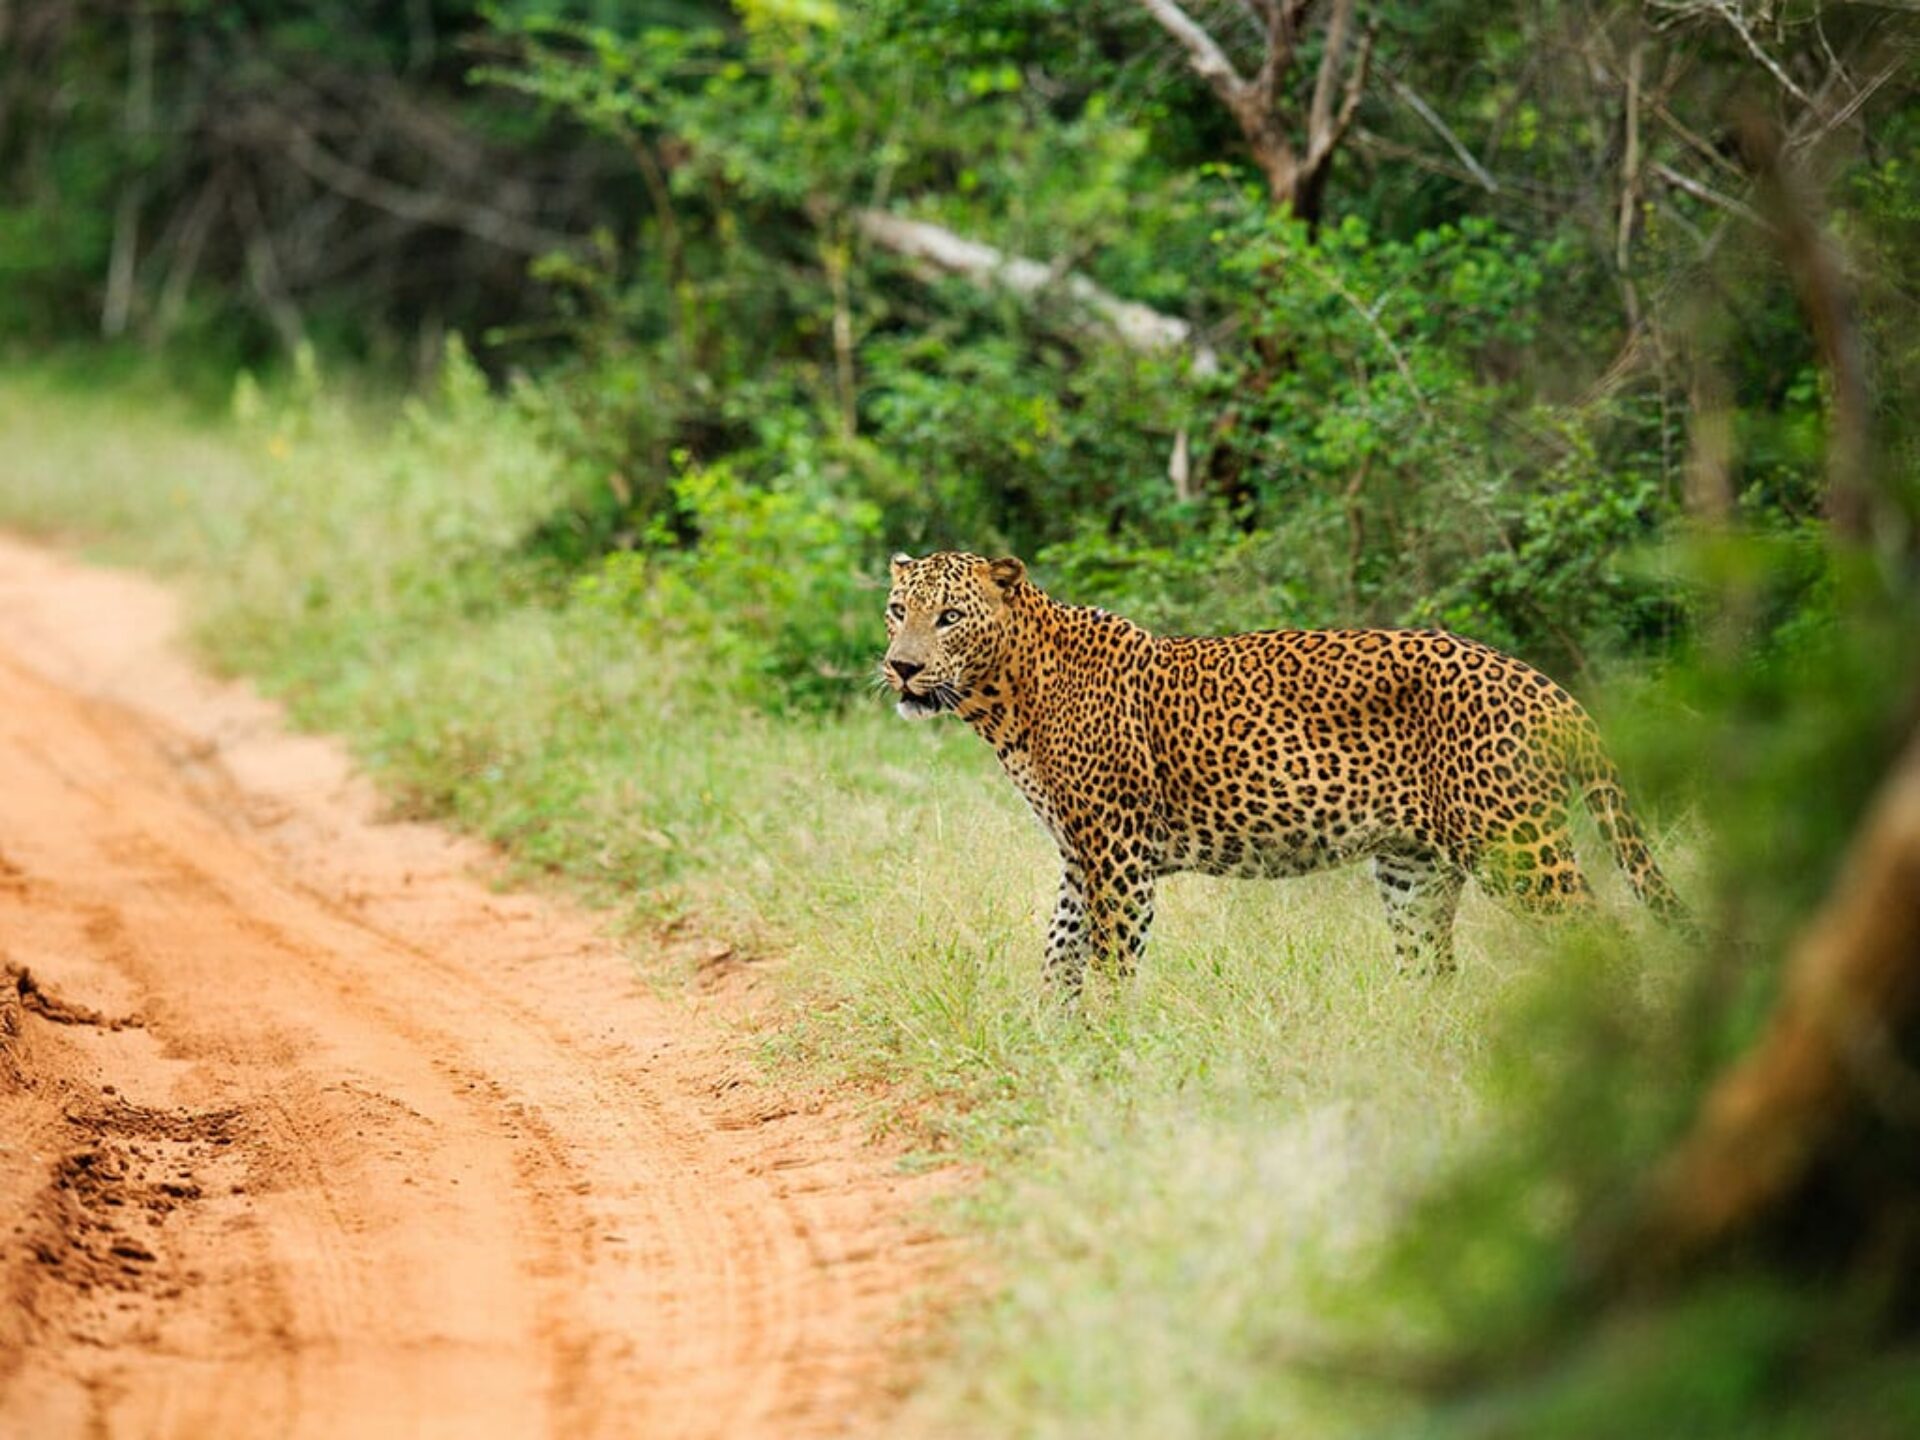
[232,183,305,353]
[1788,55,1904,156]
[1306,0,1355,147]
[1252,0,1295,108]
[1649,1,1813,106]
[151,173,225,341]
[1616,42,1646,328]
[1352,127,1568,205]
[1227,0,1269,41]
[261,110,586,258]
[1650,160,1766,229]
[1140,0,1370,220]
[1710,0,1815,108]
[1135,0,1249,105]
[1388,78,1498,193]
[1651,98,1744,180]
[1302,0,1372,176]
[1325,22,1375,156]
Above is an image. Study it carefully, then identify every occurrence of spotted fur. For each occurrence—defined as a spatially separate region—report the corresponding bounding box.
[882,551,1689,989]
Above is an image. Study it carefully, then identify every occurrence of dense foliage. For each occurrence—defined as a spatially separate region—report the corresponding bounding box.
[7,2,1913,695]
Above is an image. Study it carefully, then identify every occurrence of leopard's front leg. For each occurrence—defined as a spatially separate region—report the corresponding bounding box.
[1053,820,1159,992]
[1044,857,1092,993]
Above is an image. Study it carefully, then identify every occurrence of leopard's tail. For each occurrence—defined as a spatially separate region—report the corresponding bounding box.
[1565,714,1696,936]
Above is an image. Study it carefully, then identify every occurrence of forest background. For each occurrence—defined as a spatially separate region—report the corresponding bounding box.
[3,2,1918,1435]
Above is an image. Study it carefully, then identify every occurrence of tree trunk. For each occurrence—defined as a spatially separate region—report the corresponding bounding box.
[1625,724,1920,1277]
[100,6,155,338]
[1134,0,1373,227]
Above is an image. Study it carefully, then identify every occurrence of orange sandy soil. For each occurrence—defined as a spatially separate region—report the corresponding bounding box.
[0,534,954,1438]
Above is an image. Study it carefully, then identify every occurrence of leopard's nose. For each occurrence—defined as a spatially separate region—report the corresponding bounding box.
[889,658,923,686]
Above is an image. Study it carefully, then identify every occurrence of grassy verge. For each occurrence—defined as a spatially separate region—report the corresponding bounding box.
[0,364,1704,1437]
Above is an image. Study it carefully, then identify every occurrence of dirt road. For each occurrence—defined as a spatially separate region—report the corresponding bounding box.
[0,536,947,1438]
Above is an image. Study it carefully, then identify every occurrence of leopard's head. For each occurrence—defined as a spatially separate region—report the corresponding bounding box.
[882,551,1027,720]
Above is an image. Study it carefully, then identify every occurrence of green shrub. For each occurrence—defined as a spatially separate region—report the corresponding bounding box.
[575,454,883,712]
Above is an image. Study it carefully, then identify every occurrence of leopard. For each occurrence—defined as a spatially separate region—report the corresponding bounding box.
[881,549,1690,990]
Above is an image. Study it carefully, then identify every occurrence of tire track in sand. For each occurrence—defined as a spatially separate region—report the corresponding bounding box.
[0,535,950,1439]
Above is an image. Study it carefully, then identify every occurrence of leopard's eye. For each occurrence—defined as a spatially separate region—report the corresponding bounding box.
[937,608,964,627]
[887,602,905,621]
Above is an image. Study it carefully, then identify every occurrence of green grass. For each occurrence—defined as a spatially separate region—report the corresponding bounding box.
[0,363,1724,1437]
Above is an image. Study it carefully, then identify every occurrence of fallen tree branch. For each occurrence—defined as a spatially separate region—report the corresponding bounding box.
[851,209,1219,375]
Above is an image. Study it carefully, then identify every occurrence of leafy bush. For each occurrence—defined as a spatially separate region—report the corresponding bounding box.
[575,453,883,712]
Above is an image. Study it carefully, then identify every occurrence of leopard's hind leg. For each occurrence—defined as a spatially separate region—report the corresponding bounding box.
[1371,849,1468,973]
[1473,802,1596,917]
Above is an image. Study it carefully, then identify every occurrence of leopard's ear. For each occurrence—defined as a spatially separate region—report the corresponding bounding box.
[890,552,914,579]
[987,555,1027,592]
